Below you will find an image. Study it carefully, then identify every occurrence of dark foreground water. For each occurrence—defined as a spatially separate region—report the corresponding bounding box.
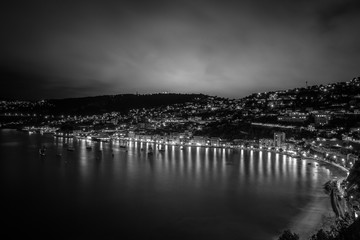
[0,130,345,240]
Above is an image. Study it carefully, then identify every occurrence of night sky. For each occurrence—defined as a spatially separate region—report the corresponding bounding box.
[1,0,360,100]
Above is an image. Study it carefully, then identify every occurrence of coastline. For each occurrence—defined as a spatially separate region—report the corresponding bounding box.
[287,193,335,240]
[120,137,351,240]
[317,158,349,173]
[281,159,348,240]
[5,129,353,239]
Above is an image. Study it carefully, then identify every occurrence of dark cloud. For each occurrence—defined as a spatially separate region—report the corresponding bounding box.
[0,65,116,100]
[317,0,360,30]
[1,0,360,99]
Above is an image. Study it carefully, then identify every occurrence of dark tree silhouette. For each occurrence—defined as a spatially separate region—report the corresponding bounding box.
[310,229,332,240]
[278,230,299,240]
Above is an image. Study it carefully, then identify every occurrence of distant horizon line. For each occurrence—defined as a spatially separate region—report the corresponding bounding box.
[2,76,359,102]
[1,92,211,102]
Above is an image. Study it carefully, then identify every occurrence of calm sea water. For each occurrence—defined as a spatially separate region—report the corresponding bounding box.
[0,129,345,240]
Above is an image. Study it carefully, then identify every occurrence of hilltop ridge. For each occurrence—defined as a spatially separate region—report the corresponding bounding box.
[1,93,211,115]
[1,77,360,115]
[1,77,360,142]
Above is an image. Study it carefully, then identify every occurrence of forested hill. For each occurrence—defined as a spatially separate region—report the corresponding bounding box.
[46,93,206,115]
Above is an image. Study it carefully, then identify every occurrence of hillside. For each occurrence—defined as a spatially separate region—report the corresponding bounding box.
[1,93,207,115]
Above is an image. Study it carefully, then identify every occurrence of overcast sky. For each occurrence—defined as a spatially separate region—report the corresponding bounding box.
[1,0,360,100]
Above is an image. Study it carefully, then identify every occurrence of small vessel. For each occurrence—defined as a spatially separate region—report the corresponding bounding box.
[86,145,92,150]
[119,140,127,149]
[39,149,46,156]
[226,161,234,165]
[67,146,75,151]
[39,146,46,156]
[180,147,184,150]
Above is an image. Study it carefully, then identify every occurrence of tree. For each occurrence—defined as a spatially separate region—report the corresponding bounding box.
[278,230,299,240]
[310,229,332,240]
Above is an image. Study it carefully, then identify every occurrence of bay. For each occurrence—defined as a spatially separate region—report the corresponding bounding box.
[0,129,345,240]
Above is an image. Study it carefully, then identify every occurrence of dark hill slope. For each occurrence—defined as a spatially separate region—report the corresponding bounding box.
[46,93,205,115]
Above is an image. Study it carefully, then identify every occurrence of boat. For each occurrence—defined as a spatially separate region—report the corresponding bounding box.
[180,147,184,150]
[119,140,128,149]
[86,145,92,150]
[67,147,75,151]
[39,149,46,156]
[39,146,46,156]
[148,146,154,155]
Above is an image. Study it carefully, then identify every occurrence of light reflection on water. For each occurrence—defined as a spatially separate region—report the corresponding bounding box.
[0,130,347,240]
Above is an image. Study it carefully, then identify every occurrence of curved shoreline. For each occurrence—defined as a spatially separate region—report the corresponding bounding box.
[9,130,351,240]
[316,158,349,173]
[287,194,335,240]
[129,137,350,240]
[57,132,355,176]
[280,158,348,240]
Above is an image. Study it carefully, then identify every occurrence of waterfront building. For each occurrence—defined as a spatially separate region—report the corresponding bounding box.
[282,141,296,151]
[209,137,220,146]
[274,132,286,148]
[54,130,74,138]
[259,138,274,148]
[219,139,231,147]
[192,135,206,146]
[142,135,152,141]
[167,134,181,144]
[128,131,135,139]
